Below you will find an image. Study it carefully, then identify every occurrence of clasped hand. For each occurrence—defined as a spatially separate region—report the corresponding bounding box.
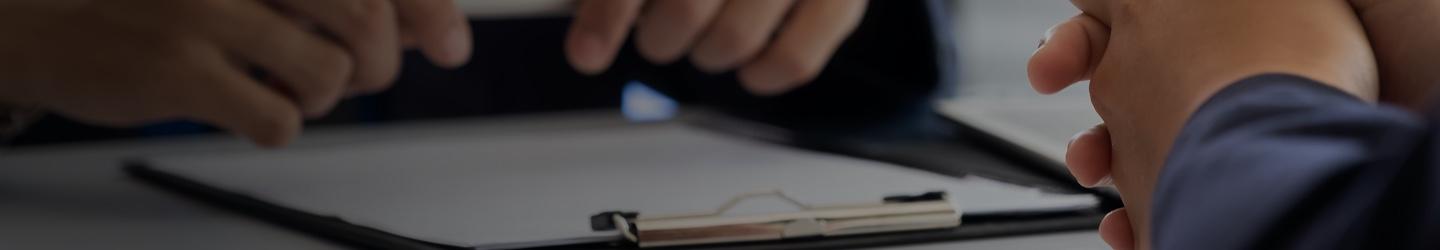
[1029,0,1440,249]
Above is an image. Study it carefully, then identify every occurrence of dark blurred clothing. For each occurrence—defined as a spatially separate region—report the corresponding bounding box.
[1155,74,1440,249]
[9,0,951,146]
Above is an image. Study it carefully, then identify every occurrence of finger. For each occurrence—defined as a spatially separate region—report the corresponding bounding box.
[689,0,796,73]
[391,0,473,68]
[1066,123,1113,188]
[1027,14,1108,95]
[207,0,355,117]
[634,0,725,64]
[566,0,645,75]
[1100,208,1136,250]
[1069,0,1112,25]
[269,0,403,94]
[737,0,867,96]
[181,52,304,148]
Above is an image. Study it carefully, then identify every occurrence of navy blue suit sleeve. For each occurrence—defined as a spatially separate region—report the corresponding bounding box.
[1153,74,1440,249]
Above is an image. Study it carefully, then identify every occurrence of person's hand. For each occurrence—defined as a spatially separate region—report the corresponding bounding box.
[1044,0,1440,249]
[1027,0,1377,248]
[564,0,867,96]
[0,0,471,147]
[1353,0,1440,111]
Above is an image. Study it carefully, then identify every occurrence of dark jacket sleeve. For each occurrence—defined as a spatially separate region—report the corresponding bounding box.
[1153,74,1440,249]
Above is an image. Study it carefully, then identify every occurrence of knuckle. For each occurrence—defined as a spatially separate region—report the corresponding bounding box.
[667,3,712,31]
[1087,73,1122,104]
[707,24,767,57]
[346,52,401,94]
[696,24,767,69]
[308,45,356,89]
[409,0,459,25]
[350,0,394,19]
[147,35,212,67]
[766,50,823,82]
[261,34,351,96]
[296,50,352,113]
[352,63,399,93]
[342,0,396,34]
[179,0,248,32]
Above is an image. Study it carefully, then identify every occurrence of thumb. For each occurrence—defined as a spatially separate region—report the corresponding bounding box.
[1027,14,1109,94]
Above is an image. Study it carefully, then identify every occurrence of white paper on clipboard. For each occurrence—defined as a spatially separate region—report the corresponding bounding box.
[145,123,1097,247]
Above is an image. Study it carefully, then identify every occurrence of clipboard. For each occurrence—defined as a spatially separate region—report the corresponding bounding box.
[122,112,1118,250]
[127,162,1106,250]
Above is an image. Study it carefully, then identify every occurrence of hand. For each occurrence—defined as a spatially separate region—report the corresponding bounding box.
[270,0,474,96]
[1028,0,1377,249]
[0,0,471,147]
[1047,0,1440,249]
[1352,0,1440,111]
[564,0,867,96]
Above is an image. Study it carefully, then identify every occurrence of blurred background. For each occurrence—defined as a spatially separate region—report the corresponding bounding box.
[0,1,1116,250]
[3,0,1090,147]
[951,0,1083,98]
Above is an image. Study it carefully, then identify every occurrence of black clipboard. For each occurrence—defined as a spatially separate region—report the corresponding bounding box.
[123,114,1120,250]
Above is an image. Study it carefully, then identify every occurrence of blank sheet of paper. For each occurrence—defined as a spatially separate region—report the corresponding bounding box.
[147,124,1095,247]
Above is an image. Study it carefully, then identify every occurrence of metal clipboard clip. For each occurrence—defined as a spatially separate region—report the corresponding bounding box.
[591,191,962,248]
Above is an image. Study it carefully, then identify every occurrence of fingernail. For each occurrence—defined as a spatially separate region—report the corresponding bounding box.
[1034,23,1060,54]
[1043,24,1059,47]
[1087,174,1114,188]
[1067,128,1091,150]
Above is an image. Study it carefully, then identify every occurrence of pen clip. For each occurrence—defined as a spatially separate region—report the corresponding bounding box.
[647,190,811,221]
[592,191,961,248]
